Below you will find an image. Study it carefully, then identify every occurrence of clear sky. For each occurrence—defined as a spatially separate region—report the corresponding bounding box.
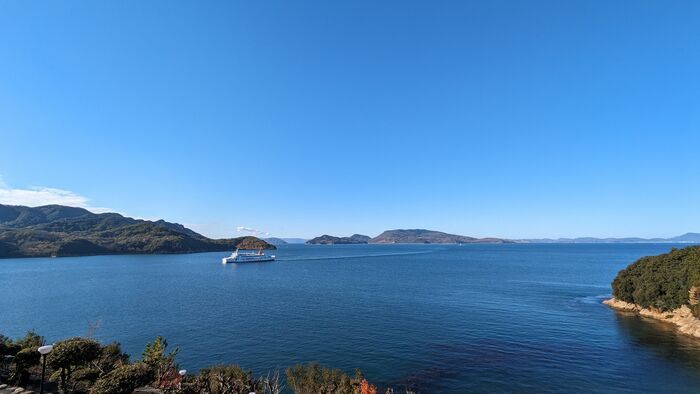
[1,1,698,239]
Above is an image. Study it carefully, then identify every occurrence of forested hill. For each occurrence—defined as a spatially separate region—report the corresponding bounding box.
[370,229,510,244]
[0,204,274,258]
[306,234,371,244]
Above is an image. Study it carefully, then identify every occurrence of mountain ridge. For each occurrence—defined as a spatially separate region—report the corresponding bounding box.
[519,233,700,243]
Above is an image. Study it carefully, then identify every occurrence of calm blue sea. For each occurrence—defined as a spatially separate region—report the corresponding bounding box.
[2,244,700,392]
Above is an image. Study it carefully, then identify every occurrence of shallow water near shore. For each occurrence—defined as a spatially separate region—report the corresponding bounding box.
[3,243,700,392]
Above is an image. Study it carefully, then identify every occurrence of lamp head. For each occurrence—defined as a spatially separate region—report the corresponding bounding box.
[38,345,53,355]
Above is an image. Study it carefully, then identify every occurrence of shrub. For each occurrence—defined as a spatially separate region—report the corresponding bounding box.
[1,331,44,386]
[141,336,178,386]
[285,363,364,394]
[90,363,151,394]
[197,364,261,393]
[11,347,41,386]
[95,342,130,375]
[14,331,43,350]
[47,337,101,393]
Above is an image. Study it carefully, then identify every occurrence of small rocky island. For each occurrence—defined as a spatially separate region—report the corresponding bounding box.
[0,204,274,258]
[605,245,700,337]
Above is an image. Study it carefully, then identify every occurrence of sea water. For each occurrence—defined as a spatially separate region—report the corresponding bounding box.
[2,243,700,392]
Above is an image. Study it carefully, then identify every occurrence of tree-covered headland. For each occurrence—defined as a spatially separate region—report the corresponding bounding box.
[612,245,700,314]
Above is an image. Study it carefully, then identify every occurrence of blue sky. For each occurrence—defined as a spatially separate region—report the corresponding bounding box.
[0,1,698,239]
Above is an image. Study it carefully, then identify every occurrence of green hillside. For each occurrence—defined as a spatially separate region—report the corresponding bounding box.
[0,204,273,258]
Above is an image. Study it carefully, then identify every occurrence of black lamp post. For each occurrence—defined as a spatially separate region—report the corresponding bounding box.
[37,345,53,394]
[178,369,186,390]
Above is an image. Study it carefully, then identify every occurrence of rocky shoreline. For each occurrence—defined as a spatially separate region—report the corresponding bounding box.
[604,298,700,338]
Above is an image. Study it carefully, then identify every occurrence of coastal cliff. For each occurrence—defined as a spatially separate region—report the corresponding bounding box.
[604,298,700,338]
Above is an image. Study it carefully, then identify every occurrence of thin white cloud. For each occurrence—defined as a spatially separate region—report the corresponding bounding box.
[236,226,269,237]
[0,180,112,213]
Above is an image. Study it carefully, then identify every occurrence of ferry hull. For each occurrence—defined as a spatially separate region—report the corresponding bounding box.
[222,255,276,264]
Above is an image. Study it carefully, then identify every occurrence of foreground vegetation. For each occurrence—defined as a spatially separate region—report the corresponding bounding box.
[611,245,700,313]
[0,331,413,394]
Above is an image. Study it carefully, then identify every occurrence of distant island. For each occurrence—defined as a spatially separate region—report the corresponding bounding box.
[0,204,274,258]
[520,233,700,244]
[264,237,288,246]
[297,232,700,245]
[371,229,510,244]
[265,237,308,245]
[280,237,308,244]
[306,229,511,244]
[307,234,371,244]
[605,245,700,338]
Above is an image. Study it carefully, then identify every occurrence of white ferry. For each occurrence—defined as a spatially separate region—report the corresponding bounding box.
[222,249,276,264]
